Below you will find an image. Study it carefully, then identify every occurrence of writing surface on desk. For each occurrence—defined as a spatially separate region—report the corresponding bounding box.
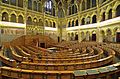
[73,70,87,76]
[98,67,109,73]
[87,69,99,75]
[106,65,118,71]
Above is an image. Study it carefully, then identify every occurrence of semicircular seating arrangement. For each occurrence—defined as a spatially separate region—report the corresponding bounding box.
[0,35,120,79]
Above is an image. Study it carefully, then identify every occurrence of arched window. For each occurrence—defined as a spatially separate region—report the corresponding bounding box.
[72,21,74,27]
[116,5,120,17]
[27,17,32,25]
[87,0,90,9]
[45,20,48,27]
[52,8,55,16]
[39,19,43,26]
[68,0,77,15]
[11,0,16,6]
[68,22,70,27]
[102,12,105,21]
[45,0,52,11]
[58,8,64,18]
[72,5,74,14]
[108,9,112,19]
[53,22,56,28]
[92,0,96,7]
[18,15,24,23]
[18,0,23,7]
[81,18,85,25]
[2,12,9,21]
[71,5,77,14]
[34,1,37,11]
[28,0,32,10]
[82,1,85,11]
[45,0,55,16]
[69,7,71,15]
[92,15,97,23]
[11,14,16,22]
[1,29,4,34]
[50,21,52,27]
[74,5,77,13]
[38,3,42,12]
[2,0,9,4]
[33,18,37,25]
[75,20,79,26]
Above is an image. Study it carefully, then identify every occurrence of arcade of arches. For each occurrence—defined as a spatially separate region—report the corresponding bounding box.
[1,0,120,79]
[0,0,120,43]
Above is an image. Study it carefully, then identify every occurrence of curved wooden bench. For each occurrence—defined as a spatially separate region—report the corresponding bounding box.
[1,62,120,79]
[10,46,28,62]
[19,46,39,56]
[0,46,17,67]
[15,46,31,57]
[26,47,103,64]
[0,66,73,79]
[19,53,114,71]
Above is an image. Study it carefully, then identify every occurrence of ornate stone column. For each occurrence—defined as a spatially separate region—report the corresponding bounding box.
[16,16,18,23]
[78,3,81,42]
[24,0,28,35]
[105,13,108,20]
[112,10,116,18]
[78,30,82,42]
[0,11,1,45]
[9,15,11,22]
[96,0,102,42]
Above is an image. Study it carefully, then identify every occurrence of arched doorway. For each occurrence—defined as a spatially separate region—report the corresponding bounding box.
[75,19,79,26]
[115,28,120,43]
[92,31,96,41]
[116,5,120,17]
[18,15,24,23]
[75,32,78,40]
[27,17,32,25]
[11,14,16,23]
[108,9,112,19]
[81,18,85,25]
[2,12,9,21]
[92,15,97,23]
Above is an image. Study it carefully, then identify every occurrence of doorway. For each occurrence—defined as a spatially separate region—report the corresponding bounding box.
[75,34,78,40]
[58,36,60,42]
[40,43,45,48]
[92,34,96,41]
[116,32,120,42]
